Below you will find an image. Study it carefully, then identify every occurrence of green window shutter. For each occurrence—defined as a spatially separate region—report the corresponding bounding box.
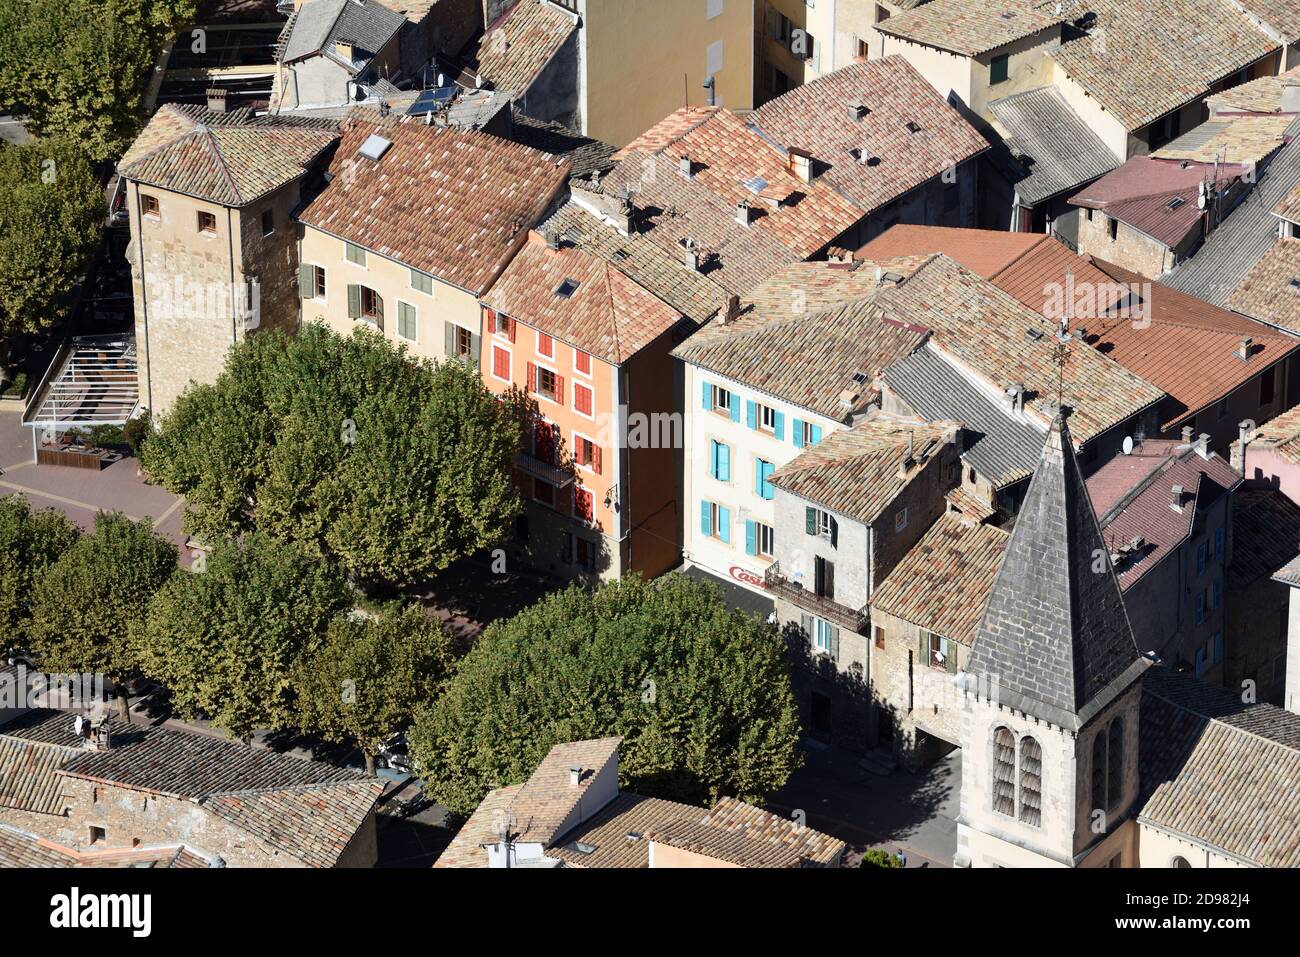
[801,613,813,638]
[806,506,817,535]
[700,501,712,537]
[346,284,360,319]
[793,418,804,448]
[946,638,958,674]
[411,269,433,294]
[745,519,756,556]
[444,320,456,356]
[702,382,713,411]
[829,625,840,662]
[919,630,930,664]
[299,263,313,298]
[470,332,481,370]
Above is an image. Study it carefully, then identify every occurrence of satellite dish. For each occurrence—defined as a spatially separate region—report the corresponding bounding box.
[1122,436,1134,455]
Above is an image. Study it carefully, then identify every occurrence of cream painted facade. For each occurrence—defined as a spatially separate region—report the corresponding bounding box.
[298,224,484,363]
[757,0,837,99]
[579,0,754,146]
[1136,822,1251,869]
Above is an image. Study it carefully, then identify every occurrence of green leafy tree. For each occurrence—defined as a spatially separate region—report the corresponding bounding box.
[27,511,176,717]
[0,0,197,165]
[295,607,455,774]
[0,495,80,650]
[0,136,102,380]
[409,574,803,816]
[141,325,524,589]
[135,534,348,739]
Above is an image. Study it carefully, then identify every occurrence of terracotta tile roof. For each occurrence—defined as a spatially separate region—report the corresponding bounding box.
[870,513,1010,645]
[1238,0,1300,42]
[1152,113,1292,166]
[878,255,1165,444]
[742,256,931,315]
[1070,156,1240,249]
[1229,486,1300,587]
[1049,0,1279,132]
[1139,667,1300,867]
[1246,400,1300,466]
[204,781,383,868]
[505,737,622,845]
[874,0,1065,55]
[1209,64,1300,113]
[432,784,523,868]
[0,735,74,816]
[1272,181,1300,224]
[750,57,989,214]
[298,117,570,294]
[505,112,620,181]
[769,414,959,524]
[690,796,844,866]
[1228,236,1300,332]
[547,793,703,868]
[476,0,577,95]
[945,485,996,522]
[119,104,337,206]
[672,288,927,420]
[0,823,220,868]
[857,224,1044,277]
[482,229,688,364]
[1086,439,1241,591]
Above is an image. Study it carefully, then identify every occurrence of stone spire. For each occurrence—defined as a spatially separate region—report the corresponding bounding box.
[965,411,1149,731]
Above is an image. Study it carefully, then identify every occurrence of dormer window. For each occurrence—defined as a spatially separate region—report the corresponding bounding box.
[555,278,580,299]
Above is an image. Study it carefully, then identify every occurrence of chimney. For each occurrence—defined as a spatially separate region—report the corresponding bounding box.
[206,88,228,114]
[720,293,741,325]
[847,100,869,121]
[1233,419,1251,476]
[82,715,111,751]
[543,228,561,251]
[703,74,716,107]
[1284,78,1300,113]
[334,41,354,63]
[1236,337,1253,361]
[569,765,582,787]
[787,148,813,184]
[680,238,702,271]
[1181,425,1194,444]
[826,246,854,264]
[1196,433,1210,459]
[1075,324,1087,343]
[897,430,915,478]
[856,146,872,166]
[1006,383,1025,414]
[678,154,694,179]
[735,200,756,227]
[1170,484,1185,512]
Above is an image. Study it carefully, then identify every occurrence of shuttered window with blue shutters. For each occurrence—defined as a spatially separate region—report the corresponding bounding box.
[701,381,713,411]
[700,500,713,537]
[745,519,757,556]
[773,410,784,441]
[746,400,758,429]
[754,458,774,499]
[710,440,731,481]
[792,418,804,448]
[717,505,731,544]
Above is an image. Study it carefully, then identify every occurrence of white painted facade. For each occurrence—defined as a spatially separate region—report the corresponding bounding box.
[681,361,841,593]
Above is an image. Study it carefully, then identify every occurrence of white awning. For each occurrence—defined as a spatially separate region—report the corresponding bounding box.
[23,335,139,432]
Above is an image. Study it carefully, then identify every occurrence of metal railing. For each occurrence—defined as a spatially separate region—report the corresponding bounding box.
[763,561,869,632]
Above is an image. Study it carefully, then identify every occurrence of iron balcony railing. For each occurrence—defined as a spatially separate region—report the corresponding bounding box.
[763,561,869,633]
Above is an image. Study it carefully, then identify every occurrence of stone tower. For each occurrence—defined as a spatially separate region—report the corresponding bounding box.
[955,412,1151,868]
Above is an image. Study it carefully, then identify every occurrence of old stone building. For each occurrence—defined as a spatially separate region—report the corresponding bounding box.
[119,104,339,416]
[0,702,382,868]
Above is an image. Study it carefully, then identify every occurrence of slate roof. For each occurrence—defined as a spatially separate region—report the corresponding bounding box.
[1086,439,1241,593]
[1166,116,1300,307]
[768,415,959,524]
[1049,0,1279,132]
[964,414,1149,731]
[482,228,688,365]
[1138,666,1300,867]
[475,0,577,95]
[870,514,1010,645]
[874,0,1065,55]
[280,0,405,69]
[118,104,337,206]
[1228,235,1300,332]
[750,57,989,214]
[988,86,1120,205]
[298,117,570,294]
[884,344,1047,488]
[1069,156,1240,249]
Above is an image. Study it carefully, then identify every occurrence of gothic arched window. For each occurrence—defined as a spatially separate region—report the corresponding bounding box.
[1172,856,1192,868]
[1018,736,1042,827]
[1091,732,1106,811]
[993,726,1016,817]
[1107,718,1125,810]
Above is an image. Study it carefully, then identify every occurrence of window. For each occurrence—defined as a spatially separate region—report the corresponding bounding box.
[300,264,326,300]
[873,625,885,649]
[993,727,1016,817]
[856,36,870,60]
[360,287,382,322]
[488,310,514,341]
[1091,732,1106,812]
[704,383,734,417]
[454,324,473,359]
[1107,718,1124,809]
[874,3,890,23]
[491,344,510,381]
[574,382,594,417]
[768,65,791,96]
[533,478,554,507]
[575,435,602,474]
[398,302,417,341]
[1108,216,1119,242]
[806,506,836,543]
[894,507,908,532]
[1172,856,1193,869]
[700,500,731,544]
[198,210,217,234]
[756,521,775,558]
[346,242,367,266]
[574,486,594,524]
[990,53,1010,85]
[261,207,275,236]
[529,363,563,403]
[814,555,835,600]
[1214,527,1224,562]
[814,618,838,655]
[1018,736,1042,826]
[1212,577,1222,610]
[141,193,159,217]
[1217,396,1229,420]
[573,536,596,571]
[574,349,591,376]
[410,269,433,295]
[555,278,580,299]
[760,404,776,431]
[710,439,731,482]
[533,419,558,465]
[1195,589,1207,625]
[794,419,823,447]
[1261,366,1276,406]
[537,332,554,358]
[89,826,105,845]
[746,400,783,438]
[1196,541,1207,575]
[755,458,775,500]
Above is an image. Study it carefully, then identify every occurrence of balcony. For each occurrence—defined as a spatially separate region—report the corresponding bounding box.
[764,562,868,633]
[515,452,574,488]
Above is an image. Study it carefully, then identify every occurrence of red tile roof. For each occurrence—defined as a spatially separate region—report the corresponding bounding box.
[298,117,571,294]
[476,0,577,95]
[1229,236,1300,333]
[857,224,1042,277]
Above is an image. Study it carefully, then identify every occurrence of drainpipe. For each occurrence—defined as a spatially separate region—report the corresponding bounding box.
[227,206,238,343]
[132,181,154,413]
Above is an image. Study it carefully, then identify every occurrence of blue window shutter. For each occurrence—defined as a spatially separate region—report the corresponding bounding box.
[718,506,731,544]
[700,501,712,537]
[746,400,757,430]
[718,443,730,481]
[810,424,823,445]
[710,440,719,478]
[745,519,757,556]
[793,419,804,448]
[761,461,774,500]
[702,382,713,411]
[753,460,763,496]
[1213,632,1223,663]
[730,398,741,424]
[773,410,785,441]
